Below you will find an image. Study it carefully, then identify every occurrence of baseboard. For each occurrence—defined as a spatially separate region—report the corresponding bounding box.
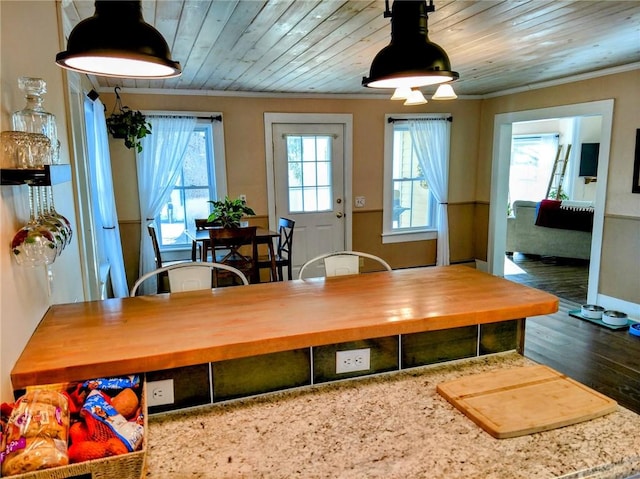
[595,294,640,321]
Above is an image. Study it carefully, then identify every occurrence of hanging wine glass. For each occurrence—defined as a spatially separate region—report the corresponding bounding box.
[11,185,57,266]
[44,185,72,246]
[36,186,66,255]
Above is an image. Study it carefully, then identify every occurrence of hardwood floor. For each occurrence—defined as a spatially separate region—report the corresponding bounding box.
[504,253,640,414]
[505,252,589,304]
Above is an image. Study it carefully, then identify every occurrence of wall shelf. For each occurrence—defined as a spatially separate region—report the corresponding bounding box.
[0,164,71,186]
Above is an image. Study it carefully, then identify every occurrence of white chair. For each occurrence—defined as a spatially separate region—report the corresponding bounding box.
[130,262,249,296]
[298,251,392,280]
[147,222,194,293]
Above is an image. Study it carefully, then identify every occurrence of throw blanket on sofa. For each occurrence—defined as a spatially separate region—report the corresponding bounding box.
[535,199,594,232]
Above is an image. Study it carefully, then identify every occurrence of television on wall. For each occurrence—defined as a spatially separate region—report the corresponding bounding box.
[579,143,599,177]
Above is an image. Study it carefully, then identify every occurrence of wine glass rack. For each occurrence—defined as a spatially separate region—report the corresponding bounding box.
[1,164,71,186]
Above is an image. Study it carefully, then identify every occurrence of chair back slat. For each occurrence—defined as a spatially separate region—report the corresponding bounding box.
[208,226,258,284]
[147,222,163,269]
[298,251,391,280]
[324,255,359,277]
[130,262,249,296]
[276,217,295,280]
[195,218,216,230]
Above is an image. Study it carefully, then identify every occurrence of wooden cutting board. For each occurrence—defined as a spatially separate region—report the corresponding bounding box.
[436,364,617,439]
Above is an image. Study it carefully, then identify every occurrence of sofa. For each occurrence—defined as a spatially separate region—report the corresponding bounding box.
[506,200,593,260]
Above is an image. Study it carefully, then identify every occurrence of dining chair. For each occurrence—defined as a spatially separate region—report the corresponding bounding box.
[147,222,193,293]
[297,251,392,280]
[208,226,258,285]
[195,218,223,261]
[130,262,249,296]
[257,217,295,281]
[184,229,203,262]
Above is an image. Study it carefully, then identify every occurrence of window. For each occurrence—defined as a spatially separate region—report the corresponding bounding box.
[383,114,441,243]
[155,118,226,249]
[286,134,333,212]
[509,134,559,206]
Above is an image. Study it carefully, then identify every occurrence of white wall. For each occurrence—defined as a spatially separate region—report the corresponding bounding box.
[572,116,602,202]
[0,1,84,402]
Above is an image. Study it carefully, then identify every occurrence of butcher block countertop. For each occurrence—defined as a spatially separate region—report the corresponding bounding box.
[147,352,640,479]
[11,266,558,390]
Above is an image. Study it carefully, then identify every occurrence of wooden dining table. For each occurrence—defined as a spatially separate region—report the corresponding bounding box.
[10,265,558,390]
[194,226,279,281]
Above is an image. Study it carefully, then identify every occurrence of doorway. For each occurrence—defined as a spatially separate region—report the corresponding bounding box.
[265,113,353,278]
[488,100,614,304]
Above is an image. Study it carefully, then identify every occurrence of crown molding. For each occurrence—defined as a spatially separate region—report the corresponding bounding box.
[92,62,639,101]
[482,62,640,99]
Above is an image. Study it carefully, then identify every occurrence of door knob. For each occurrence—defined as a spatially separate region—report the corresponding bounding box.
[336,212,343,218]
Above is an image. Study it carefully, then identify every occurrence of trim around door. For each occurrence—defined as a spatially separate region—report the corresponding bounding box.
[264,113,354,250]
[489,99,614,305]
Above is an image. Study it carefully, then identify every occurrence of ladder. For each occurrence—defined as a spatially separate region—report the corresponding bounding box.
[546,144,572,199]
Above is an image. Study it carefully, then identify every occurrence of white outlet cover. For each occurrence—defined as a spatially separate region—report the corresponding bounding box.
[354,196,365,208]
[336,348,371,374]
[147,379,175,407]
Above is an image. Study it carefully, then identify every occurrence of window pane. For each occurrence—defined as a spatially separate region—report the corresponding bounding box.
[288,161,302,187]
[510,135,559,204]
[302,162,317,186]
[287,137,301,162]
[391,127,429,230]
[317,186,332,210]
[317,161,330,185]
[289,188,303,212]
[303,187,318,211]
[302,137,316,162]
[182,131,208,186]
[285,134,333,213]
[184,189,210,236]
[316,137,330,161]
[157,125,216,248]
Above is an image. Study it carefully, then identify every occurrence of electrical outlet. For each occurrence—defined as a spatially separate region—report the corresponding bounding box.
[354,196,365,208]
[336,348,371,374]
[239,194,247,202]
[147,379,175,407]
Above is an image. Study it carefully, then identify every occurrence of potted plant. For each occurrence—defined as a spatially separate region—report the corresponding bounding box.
[105,87,151,153]
[207,197,255,228]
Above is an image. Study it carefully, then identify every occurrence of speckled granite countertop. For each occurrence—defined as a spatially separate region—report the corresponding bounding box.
[146,353,640,478]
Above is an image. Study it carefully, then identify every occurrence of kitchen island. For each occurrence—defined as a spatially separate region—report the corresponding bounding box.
[11,266,558,389]
[10,266,639,478]
[147,352,640,478]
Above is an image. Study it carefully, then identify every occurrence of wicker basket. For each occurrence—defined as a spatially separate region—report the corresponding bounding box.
[4,382,147,479]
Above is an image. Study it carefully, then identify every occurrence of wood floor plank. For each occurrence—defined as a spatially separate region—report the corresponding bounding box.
[506,255,640,414]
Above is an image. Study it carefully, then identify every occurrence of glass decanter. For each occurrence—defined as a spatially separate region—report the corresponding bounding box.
[12,77,59,164]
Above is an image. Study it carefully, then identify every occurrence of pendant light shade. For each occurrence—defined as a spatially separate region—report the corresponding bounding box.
[432,83,458,100]
[391,86,412,100]
[404,89,428,105]
[56,1,181,79]
[362,0,458,89]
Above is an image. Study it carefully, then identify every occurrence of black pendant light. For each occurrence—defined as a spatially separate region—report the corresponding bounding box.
[56,1,181,79]
[362,0,458,89]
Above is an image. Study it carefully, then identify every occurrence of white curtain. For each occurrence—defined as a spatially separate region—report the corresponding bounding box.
[136,116,197,294]
[408,119,451,266]
[84,95,128,297]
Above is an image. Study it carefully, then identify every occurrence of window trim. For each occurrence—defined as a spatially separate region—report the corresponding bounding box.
[382,113,447,244]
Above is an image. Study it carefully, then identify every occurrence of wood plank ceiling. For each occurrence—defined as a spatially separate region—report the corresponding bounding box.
[60,0,640,96]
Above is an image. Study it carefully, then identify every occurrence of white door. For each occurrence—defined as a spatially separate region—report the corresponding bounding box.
[272,123,346,278]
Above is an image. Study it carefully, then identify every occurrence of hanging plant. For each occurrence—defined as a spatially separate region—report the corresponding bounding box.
[105,86,151,153]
